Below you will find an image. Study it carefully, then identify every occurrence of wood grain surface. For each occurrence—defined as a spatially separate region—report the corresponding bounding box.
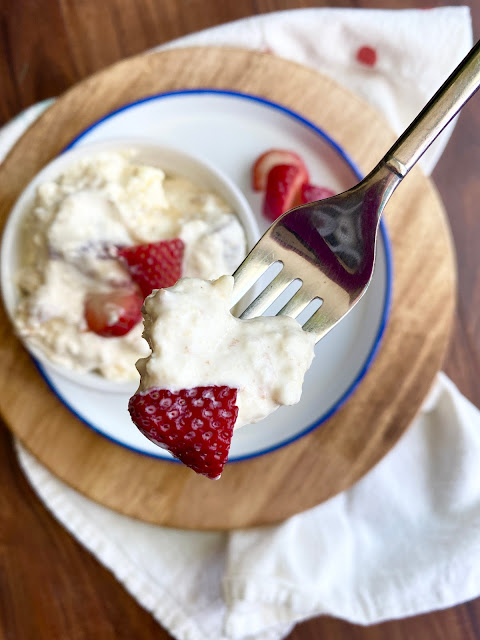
[0,1,479,639]
[0,46,455,528]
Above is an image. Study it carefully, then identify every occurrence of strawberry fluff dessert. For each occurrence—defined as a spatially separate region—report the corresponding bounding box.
[128,276,316,479]
[14,151,246,380]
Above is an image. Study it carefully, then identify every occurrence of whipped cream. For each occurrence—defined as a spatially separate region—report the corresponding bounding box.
[137,276,316,428]
[14,151,247,380]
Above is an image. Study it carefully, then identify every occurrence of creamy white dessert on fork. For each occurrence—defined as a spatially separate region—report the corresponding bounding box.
[129,276,316,478]
[14,151,247,381]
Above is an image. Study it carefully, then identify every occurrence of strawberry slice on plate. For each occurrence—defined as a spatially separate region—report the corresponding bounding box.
[129,386,239,479]
[85,288,143,337]
[252,149,309,191]
[118,238,184,298]
[263,164,306,221]
[301,183,336,204]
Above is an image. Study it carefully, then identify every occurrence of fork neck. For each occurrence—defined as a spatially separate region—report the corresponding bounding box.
[359,161,402,227]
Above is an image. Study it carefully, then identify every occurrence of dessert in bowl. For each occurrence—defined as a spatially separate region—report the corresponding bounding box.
[1,140,259,393]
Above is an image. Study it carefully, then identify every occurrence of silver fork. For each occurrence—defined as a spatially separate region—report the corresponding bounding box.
[232,40,480,341]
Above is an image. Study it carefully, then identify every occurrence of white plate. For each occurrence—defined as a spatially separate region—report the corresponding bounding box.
[35,90,393,462]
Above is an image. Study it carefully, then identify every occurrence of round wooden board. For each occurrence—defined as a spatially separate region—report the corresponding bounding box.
[0,47,455,530]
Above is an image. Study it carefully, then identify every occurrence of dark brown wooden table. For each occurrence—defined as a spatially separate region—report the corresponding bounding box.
[0,1,479,638]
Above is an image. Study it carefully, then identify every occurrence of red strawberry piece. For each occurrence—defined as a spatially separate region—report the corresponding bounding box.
[85,288,143,337]
[252,149,309,191]
[263,164,306,221]
[129,386,239,479]
[117,238,184,298]
[300,183,336,204]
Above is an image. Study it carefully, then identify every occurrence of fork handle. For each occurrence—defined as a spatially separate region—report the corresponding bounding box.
[382,39,480,178]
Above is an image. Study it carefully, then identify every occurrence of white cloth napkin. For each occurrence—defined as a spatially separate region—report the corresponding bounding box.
[2,7,478,640]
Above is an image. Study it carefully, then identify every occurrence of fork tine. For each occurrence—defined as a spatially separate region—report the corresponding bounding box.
[302,301,338,342]
[231,251,273,305]
[240,270,295,319]
[277,288,314,319]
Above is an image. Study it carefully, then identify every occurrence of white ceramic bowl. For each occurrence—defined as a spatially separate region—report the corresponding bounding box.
[0,139,259,393]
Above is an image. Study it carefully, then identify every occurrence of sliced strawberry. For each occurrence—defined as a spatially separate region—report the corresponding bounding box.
[301,183,336,204]
[129,386,238,479]
[85,288,143,337]
[252,149,309,191]
[263,164,306,221]
[117,238,184,298]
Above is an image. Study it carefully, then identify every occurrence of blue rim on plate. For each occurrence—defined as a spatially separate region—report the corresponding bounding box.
[34,89,393,463]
